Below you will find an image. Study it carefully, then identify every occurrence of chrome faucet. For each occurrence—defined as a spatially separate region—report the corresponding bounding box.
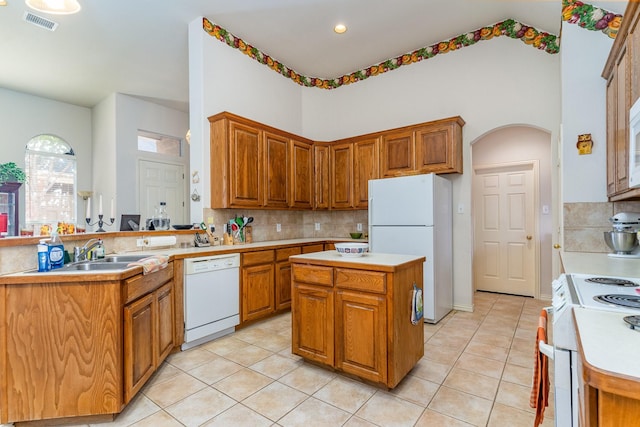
[73,238,103,262]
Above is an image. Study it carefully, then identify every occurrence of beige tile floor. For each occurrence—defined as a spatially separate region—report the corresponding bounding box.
[74,292,556,427]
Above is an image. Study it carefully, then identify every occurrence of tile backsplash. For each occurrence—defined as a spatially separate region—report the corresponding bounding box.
[203,209,368,242]
[563,201,640,252]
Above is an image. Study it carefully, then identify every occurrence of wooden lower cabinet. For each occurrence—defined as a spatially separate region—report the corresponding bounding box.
[124,293,155,402]
[578,347,640,427]
[291,258,423,388]
[124,274,175,404]
[242,263,275,321]
[0,263,175,425]
[275,247,302,311]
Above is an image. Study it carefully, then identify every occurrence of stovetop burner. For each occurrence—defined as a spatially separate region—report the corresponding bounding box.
[593,294,640,309]
[585,277,639,287]
[624,315,640,330]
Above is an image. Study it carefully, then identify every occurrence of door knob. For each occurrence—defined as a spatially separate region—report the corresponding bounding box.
[553,244,561,249]
[526,235,532,240]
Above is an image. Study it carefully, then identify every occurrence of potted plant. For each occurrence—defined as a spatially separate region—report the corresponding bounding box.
[0,162,25,184]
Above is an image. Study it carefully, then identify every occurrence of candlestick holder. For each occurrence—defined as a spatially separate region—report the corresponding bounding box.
[86,215,114,232]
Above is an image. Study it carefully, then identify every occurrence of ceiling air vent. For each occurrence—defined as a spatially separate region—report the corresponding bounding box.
[23,11,58,31]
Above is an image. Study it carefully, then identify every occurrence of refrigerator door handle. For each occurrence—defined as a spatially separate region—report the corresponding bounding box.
[368,198,373,247]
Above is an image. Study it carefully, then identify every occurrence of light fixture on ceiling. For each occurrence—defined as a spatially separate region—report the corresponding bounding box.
[334,23,347,34]
[25,0,81,15]
[0,1,8,7]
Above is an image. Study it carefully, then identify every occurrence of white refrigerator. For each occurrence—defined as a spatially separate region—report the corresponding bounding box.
[368,173,453,323]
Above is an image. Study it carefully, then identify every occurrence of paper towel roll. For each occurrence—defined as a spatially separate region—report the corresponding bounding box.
[144,236,177,247]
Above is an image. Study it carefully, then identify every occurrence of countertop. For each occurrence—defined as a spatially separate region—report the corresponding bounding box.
[290,250,425,271]
[0,237,363,280]
[574,307,640,379]
[573,307,640,396]
[560,251,640,277]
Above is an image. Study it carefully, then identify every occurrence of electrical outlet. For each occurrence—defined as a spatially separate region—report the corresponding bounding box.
[315,222,321,231]
[357,223,363,231]
[457,203,464,214]
[276,223,281,232]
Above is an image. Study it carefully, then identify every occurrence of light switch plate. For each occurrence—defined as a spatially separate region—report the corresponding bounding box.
[357,223,362,231]
[276,223,281,232]
[315,223,321,231]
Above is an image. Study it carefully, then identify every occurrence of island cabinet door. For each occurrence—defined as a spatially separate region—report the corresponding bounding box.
[292,283,334,366]
[335,290,387,384]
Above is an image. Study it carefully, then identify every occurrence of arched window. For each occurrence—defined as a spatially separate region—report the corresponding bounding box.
[25,135,77,227]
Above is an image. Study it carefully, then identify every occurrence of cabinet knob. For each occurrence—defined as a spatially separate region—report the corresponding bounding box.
[526,235,532,240]
[553,244,561,249]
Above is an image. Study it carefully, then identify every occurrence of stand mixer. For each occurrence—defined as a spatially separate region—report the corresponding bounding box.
[604,212,640,258]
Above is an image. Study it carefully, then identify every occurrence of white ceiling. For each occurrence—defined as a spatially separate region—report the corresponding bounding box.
[0,0,628,111]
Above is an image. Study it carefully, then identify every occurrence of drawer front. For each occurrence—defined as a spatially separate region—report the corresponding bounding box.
[242,250,275,266]
[292,264,333,287]
[335,268,386,294]
[125,263,174,304]
[276,246,302,262]
[302,244,325,254]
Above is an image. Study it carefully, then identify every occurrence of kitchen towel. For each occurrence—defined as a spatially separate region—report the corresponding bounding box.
[411,283,423,325]
[530,309,549,427]
[128,255,169,275]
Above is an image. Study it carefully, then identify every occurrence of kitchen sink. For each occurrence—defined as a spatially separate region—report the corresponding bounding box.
[62,261,132,271]
[103,254,152,263]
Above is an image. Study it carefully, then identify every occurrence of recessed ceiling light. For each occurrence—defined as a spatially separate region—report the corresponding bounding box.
[0,0,7,6]
[334,23,347,34]
[25,0,81,15]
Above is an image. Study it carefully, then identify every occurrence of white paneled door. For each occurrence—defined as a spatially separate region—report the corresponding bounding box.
[139,160,186,226]
[473,162,537,297]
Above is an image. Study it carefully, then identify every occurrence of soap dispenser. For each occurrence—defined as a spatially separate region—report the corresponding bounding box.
[48,231,65,270]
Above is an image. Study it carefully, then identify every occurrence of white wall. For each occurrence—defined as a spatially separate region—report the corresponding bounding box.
[92,94,117,227]
[302,37,561,310]
[0,87,92,225]
[561,23,615,202]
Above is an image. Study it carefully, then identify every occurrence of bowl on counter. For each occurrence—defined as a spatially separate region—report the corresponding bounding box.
[349,232,363,239]
[335,242,369,257]
[603,230,638,254]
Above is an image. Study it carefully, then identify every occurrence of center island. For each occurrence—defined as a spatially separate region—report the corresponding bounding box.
[289,250,425,389]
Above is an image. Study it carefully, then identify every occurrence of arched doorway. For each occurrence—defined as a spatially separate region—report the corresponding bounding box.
[472,126,553,298]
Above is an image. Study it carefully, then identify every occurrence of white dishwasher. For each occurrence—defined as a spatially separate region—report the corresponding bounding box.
[182,253,240,350]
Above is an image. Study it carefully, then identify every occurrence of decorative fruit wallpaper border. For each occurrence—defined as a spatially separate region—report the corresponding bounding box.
[202,0,621,90]
[562,0,622,38]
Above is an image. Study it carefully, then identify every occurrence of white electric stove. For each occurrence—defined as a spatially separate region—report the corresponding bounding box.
[550,273,640,427]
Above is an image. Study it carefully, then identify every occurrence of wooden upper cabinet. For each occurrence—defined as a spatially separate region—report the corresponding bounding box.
[229,121,263,207]
[354,137,380,209]
[264,132,289,208]
[630,8,640,107]
[616,49,629,195]
[314,144,330,210]
[415,118,464,174]
[607,74,617,196]
[290,139,314,209]
[330,142,354,209]
[209,112,314,209]
[381,117,464,178]
[210,111,465,209]
[381,129,414,177]
[603,1,640,201]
